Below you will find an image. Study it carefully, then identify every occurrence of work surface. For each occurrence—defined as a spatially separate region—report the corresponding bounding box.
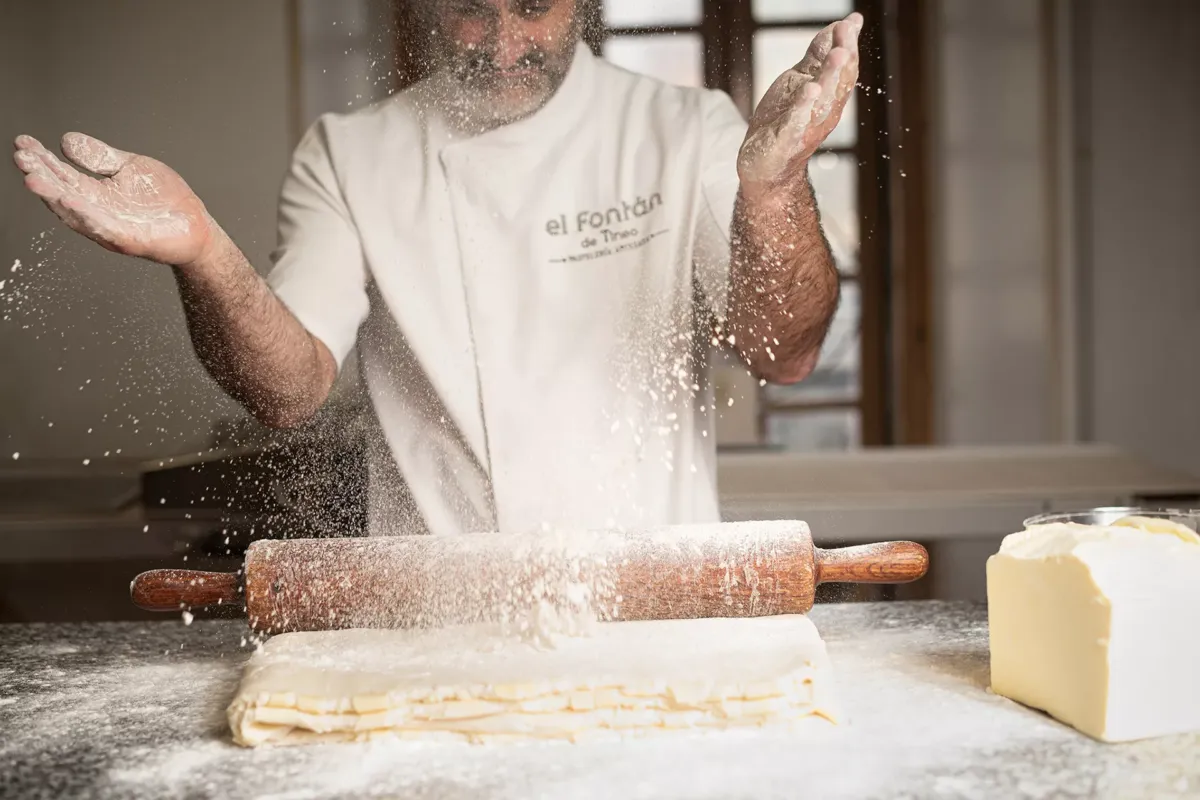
[2,602,1196,799]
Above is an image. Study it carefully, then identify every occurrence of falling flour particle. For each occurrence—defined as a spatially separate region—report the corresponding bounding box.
[82,459,90,466]
[10,259,19,273]
[181,611,194,626]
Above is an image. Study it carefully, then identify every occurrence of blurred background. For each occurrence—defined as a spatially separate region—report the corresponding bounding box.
[1,0,1198,620]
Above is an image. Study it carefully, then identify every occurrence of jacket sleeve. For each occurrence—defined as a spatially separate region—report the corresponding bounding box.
[266,115,370,369]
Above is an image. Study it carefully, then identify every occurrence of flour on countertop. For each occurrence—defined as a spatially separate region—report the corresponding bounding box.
[6,606,1199,799]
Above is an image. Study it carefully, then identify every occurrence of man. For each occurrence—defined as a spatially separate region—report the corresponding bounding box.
[12,2,859,537]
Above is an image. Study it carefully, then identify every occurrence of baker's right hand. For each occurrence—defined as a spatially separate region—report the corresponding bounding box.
[13,133,217,267]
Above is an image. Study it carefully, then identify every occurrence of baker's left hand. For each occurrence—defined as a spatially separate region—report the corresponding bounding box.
[737,12,862,201]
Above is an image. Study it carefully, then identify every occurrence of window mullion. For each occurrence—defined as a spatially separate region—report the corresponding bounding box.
[701,0,728,94]
[726,0,755,117]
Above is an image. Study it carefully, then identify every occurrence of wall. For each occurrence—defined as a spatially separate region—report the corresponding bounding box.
[930,0,1058,446]
[296,0,397,128]
[927,0,1200,601]
[1078,0,1200,478]
[930,0,1200,479]
[925,0,1059,602]
[0,0,294,461]
[0,2,44,461]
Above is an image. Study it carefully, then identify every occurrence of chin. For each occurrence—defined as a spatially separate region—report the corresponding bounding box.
[464,86,549,126]
[493,94,550,122]
[444,70,559,129]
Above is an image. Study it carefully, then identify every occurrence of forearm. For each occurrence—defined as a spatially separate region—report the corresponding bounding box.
[726,172,840,383]
[173,227,336,428]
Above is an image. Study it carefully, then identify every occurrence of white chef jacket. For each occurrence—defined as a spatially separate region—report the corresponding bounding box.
[267,42,748,536]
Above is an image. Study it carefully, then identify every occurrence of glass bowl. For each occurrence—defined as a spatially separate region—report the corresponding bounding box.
[1023,506,1200,531]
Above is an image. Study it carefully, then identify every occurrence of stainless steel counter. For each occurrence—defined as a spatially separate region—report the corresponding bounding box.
[2,601,1196,799]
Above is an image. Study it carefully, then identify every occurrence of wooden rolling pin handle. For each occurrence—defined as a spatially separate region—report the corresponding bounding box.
[814,541,929,585]
[130,569,241,612]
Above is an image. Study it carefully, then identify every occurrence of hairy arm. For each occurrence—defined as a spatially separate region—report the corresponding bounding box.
[725,12,860,383]
[174,228,337,428]
[726,177,840,383]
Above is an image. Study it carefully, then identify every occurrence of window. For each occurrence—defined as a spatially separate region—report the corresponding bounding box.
[602,34,705,87]
[593,0,882,452]
[599,0,704,86]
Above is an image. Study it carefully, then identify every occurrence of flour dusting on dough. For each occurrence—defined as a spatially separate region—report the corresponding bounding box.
[227,614,838,746]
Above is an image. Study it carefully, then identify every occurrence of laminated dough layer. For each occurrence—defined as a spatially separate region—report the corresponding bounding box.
[228,615,838,746]
[987,520,1200,742]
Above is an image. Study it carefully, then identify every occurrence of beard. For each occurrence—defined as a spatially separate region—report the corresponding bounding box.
[436,42,575,131]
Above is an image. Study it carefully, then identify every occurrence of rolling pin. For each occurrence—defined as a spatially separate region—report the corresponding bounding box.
[130,520,928,634]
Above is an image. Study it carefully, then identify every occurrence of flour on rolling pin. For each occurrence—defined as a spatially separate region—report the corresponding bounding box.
[132,520,927,645]
[247,520,817,647]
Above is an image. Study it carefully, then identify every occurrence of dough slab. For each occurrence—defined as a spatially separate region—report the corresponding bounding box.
[228,615,839,746]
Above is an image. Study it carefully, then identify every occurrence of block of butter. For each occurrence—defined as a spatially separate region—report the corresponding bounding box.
[986,517,1200,742]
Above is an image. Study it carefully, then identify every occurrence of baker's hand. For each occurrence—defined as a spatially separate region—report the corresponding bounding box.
[12,133,216,267]
[737,12,862,201]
